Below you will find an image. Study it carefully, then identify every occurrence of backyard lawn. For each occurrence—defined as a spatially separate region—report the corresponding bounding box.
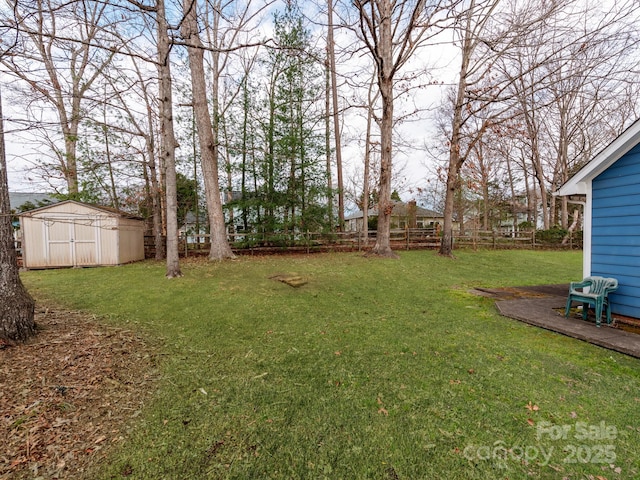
[14,250,640,479]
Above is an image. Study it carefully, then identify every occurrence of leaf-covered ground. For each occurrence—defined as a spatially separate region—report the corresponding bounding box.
[0,303,157,479]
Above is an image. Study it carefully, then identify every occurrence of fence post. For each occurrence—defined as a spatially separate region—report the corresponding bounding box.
[406,225,409,250]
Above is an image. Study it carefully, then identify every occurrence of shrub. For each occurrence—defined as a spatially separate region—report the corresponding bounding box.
[535,226,568,244]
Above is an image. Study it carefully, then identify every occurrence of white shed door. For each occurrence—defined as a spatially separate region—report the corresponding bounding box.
[45,217,100,266]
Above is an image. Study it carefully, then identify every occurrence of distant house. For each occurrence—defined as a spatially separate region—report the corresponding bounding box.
[19,200,145,269]
[9,192,58,212]
[180,211,209,244]
[345,200,445,232]
[558,118,640,318]
[9,192,60,250]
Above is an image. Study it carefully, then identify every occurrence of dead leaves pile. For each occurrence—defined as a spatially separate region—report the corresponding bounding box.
[0,304,157,479]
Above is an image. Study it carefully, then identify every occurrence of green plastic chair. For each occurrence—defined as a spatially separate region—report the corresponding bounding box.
[564,276,618,327]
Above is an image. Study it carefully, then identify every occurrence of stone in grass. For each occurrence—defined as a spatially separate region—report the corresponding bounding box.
[270,273,308,288]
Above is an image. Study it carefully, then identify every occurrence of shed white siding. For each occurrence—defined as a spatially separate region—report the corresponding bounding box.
[19,201,145,269]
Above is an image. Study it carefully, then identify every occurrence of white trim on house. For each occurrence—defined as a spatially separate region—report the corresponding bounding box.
[558,118,640,196]
[583,182,592,277]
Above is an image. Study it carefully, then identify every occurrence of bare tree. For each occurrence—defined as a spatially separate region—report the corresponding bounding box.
[542,3,639,228]
[102,49,166,260]
[361,74,378,245]
[1,0,119,196]
[496,0,640,231]
[439,0,503,255]
[353,0,459,257]
[155,0,182,277]
[181,0,274,260]
[327,0,345,230]
[124,0,182,276]
[181,0,236,261]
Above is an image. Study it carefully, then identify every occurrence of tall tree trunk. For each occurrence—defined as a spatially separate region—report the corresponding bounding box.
[327,0,344,230]
[530,144,549,230]
[182,0,235,261]
[324,56,333,229]
[367,0,396,258]
[144,103,165,260]
[505,148,518,233]
[266,79,276,232]
[102,97,119,210]
[221,112,234,236]
[439,1,475,256]
[355,0,451,257]
[362,81,375,247]
[241,72,250,232]
[440,65,469,255]
[63,131,80,196]
[157,0,182,278]
[0,86,36,343]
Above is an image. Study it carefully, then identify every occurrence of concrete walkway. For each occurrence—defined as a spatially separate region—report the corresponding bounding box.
[477,284,640,359]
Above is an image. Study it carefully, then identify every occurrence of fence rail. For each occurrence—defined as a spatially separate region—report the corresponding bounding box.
[148,228,581,258]
[452,230,581,250]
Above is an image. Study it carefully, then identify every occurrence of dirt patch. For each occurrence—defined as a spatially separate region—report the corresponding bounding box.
[470,286,547,300]
[470,284,569,300]
[0,303,158,479]
[270,273,308,287]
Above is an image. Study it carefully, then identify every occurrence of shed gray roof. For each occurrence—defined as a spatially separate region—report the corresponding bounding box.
[18,200,144,221]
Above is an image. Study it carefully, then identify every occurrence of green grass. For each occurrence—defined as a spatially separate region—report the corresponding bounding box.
[21,250,640,479]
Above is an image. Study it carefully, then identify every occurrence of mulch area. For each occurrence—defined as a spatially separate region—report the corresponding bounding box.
[0,303,158,479]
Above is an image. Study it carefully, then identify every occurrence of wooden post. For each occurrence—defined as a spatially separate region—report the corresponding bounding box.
[406,225,409,250]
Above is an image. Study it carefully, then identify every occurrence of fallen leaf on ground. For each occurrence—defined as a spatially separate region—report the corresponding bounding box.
[525,401,539,412]
[0,303,157,479]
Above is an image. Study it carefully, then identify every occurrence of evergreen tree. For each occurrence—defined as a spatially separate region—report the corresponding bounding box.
[258,0,330,235]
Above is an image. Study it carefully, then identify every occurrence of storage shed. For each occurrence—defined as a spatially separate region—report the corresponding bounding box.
[558,118,640,318]
[19,200,145,269]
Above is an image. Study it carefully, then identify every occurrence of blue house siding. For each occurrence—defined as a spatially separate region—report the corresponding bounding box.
[591,143,640,317]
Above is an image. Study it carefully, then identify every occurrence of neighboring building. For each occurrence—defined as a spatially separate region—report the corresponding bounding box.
[487,201,534,235]
[10,192,59,250]
[558,118,640,318]
[9,192,58,212]
[19,200,145,269]
[180,211,209,244]
[345,200,445,232]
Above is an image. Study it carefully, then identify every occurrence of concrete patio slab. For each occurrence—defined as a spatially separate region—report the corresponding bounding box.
[489,285,640,359]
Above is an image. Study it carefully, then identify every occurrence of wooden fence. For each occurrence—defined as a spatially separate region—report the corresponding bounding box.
[453,230,581,250]
[144,228,581,258]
